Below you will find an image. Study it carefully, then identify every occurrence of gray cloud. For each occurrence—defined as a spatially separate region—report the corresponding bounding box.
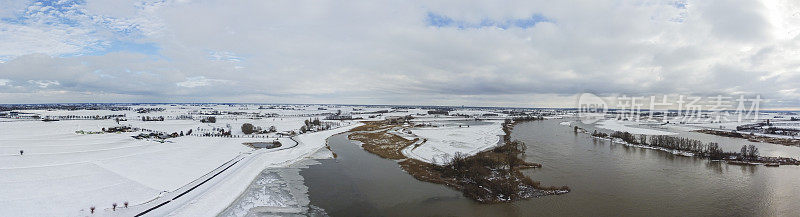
[1,0,799,108]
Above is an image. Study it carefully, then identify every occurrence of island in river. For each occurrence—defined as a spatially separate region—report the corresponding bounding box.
[347,118,569,203]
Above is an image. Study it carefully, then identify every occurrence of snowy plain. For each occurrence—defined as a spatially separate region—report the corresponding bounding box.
[402,121,505,165]
[0,104,358,216]
[595,119,677,135]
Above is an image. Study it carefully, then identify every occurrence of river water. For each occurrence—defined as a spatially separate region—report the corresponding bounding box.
[295,119,800,216]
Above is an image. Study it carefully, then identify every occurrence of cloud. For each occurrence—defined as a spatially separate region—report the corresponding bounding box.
[176,76,231,88]
[0,0,30,18]
[0,0,165,60]
[207,50,243,62]
[84,0,139,18]
[697,0,771,42]
[0,0,799,107]
[27,80,60,88]
[0,22,91,59]
[425,12,552,29]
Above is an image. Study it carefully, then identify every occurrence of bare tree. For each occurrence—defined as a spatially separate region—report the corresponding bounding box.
[741,145,748,158]
[747,145,759,159]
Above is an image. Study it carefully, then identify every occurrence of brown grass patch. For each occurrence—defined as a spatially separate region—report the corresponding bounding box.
[399,158,451,185]
[350,121,396,132]
[348,130,416,160]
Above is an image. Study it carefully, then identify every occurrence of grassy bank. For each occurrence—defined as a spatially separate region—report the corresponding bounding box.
[348,129,417,159]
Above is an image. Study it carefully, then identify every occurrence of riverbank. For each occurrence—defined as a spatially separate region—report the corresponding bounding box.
[166,123,362,217]
[574,126,800,166]
[347,119,568,203]
[695,129,800,147]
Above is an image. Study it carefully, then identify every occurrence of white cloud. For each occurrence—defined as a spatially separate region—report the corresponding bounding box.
[176,76,230,88]
[0,0,30,18]
[84,0,138,18]
[0,22,98,57]
[0,0,166,59]
[27,80,60,88]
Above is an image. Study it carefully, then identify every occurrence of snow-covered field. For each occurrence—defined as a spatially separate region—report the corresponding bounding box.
[402,121,504,165]
[596,119,677,135]
[684,121,757,130]
[0,104,361,216]
[0,120,257,216]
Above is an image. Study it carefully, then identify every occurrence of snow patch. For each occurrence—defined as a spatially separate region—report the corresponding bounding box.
[596,119,676,135]
[403,121,504,165]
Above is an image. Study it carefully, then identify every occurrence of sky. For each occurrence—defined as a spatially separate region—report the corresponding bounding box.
[0,0,799,108]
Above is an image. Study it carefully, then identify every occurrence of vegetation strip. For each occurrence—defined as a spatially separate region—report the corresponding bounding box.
[695,129,800,147]
[581,127,800,166]
[347,119,568,203]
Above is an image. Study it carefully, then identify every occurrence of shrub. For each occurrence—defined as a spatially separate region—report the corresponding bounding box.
[200,116,216,123]
[241,123,255,134]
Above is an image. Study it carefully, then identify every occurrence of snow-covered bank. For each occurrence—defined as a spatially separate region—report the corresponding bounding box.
[218,161,321,216]
[596,119,676,135]
[402,121,504,165]
[594,136,695,157]
[166,123,362,217]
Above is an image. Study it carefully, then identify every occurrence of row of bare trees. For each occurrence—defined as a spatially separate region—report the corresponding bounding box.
[598,131,759,160]
[88,201,128,214]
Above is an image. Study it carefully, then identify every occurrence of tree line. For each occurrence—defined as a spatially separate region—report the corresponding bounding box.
[593,130,760,161]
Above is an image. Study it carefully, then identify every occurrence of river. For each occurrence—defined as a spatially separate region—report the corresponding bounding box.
[285,119,800,216]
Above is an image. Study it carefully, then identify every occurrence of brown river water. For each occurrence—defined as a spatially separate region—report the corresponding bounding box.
[245,119,800,216]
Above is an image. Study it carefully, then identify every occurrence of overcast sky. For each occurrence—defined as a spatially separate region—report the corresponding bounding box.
[1,0,799,108]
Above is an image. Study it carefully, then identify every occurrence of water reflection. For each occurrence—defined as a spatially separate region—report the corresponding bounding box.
[705,161,724,174]
[740,164,758,175]
[297,119,800,216]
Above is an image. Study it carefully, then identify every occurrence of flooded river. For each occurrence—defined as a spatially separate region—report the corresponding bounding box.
[295,119,800,216]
